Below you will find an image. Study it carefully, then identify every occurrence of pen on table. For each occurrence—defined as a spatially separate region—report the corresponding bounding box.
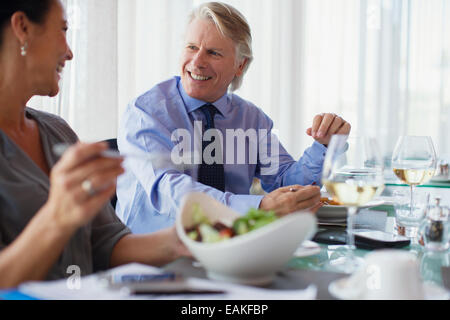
[132,289,226,296]
[102,273,227,296]
[109,272,179,285]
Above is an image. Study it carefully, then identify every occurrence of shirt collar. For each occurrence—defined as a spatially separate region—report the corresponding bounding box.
[177,76,231,117]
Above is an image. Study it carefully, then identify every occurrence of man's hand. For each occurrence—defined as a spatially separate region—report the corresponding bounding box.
[259,185,322,217]
[306,113,351,146]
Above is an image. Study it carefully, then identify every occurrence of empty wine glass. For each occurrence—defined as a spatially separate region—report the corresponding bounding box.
[322,135,385,273]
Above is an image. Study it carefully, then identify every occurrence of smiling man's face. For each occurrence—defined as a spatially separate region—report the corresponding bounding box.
[180,18,245,103]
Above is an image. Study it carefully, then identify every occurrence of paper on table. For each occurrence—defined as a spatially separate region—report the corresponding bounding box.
[19,263,317,300]
[151,279,317,300]
[19,263,161,300]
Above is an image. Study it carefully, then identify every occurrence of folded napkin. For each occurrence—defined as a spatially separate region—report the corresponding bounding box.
[319,210,388,231]
[442,267,450,290]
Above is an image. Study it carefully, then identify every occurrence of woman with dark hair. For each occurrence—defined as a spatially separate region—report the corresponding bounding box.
[0,0,189,289]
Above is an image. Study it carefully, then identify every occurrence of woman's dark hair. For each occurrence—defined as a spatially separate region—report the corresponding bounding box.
[0,0,54,46]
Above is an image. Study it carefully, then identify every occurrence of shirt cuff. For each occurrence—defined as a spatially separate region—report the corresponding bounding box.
[227,194,265,215]
[310,141,328,159]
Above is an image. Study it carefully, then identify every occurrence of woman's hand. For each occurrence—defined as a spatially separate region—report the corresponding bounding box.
[169,226,192,259]
[110,225,192,268]
[44,142,124,231]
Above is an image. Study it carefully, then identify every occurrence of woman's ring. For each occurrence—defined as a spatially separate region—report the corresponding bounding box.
[81,179,94,196]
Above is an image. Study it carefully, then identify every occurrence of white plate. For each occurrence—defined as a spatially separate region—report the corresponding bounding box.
[317,200,385,220]
[329,277,450,300]
[431,176,450,183]
[293,240,321,258]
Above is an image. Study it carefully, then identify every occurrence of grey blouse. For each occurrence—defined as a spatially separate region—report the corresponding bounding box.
[0,108,131,281]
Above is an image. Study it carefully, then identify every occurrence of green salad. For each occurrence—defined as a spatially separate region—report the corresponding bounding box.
[185,203,278,243]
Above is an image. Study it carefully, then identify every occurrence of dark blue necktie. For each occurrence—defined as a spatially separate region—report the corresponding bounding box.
[197,104,225,192]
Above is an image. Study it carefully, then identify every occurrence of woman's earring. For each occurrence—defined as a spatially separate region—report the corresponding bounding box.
[21,42,28,57]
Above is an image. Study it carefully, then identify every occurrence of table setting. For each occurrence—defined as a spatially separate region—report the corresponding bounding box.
[2,135,449,301]
[313,135,450,299]
[169,155,450,300]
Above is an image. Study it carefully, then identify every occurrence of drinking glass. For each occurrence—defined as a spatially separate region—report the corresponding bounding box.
[393,189,429,239]
[322,135,385,273]
[391,136,437,232]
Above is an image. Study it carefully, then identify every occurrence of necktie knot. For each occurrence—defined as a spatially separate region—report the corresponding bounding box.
[201,103,218,116]
[200,104,219,130]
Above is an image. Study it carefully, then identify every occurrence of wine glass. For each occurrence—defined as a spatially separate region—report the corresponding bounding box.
[322,135,385,273]
[391,136,437,239]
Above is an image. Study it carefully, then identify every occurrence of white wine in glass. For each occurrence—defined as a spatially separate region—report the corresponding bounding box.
[324,178,383,207]
[391,136,437,238]
[322,135,385,273]
[392,168,435,186]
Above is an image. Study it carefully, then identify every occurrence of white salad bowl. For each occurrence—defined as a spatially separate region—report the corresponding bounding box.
[176,192,317,286]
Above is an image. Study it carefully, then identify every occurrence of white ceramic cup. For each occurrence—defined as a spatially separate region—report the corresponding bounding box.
[358,250,425,300]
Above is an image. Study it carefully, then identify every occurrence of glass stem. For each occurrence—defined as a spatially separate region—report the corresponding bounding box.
[347,206,358,252]
[410,184,415,217]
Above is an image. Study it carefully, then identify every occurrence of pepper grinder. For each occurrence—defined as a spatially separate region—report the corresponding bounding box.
[419,198,449,251]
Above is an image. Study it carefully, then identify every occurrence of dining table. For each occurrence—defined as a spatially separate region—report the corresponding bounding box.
[1,181,449,301]
[162,180,450,300]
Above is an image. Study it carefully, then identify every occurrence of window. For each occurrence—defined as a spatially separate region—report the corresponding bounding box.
[29,0,449,162]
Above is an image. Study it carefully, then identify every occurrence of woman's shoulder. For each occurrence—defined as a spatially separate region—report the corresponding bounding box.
[26,107,78,141]
[26,107,68,125]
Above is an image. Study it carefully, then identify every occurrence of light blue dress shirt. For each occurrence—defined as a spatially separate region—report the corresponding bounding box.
[116,77,327,234]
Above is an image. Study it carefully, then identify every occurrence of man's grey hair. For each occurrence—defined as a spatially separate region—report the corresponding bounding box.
[188,2,253,92]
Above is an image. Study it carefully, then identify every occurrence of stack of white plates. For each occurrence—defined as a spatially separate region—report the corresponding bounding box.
[431,175,450,183]
[317,200,386,227]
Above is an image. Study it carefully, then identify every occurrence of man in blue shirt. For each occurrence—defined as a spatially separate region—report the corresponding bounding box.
[116,2,351,234]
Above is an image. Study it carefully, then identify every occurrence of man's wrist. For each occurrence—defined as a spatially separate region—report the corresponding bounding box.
[229,194,264,215]
[259,195,274,211]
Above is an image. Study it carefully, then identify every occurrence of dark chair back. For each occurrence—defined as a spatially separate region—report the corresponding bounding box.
[105,138,118,151]
[104,139,118,209]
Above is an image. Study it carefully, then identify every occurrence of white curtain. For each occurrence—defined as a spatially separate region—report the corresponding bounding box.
[29,0,119,142]
[117,0,192,120]
[28,0,449,161]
